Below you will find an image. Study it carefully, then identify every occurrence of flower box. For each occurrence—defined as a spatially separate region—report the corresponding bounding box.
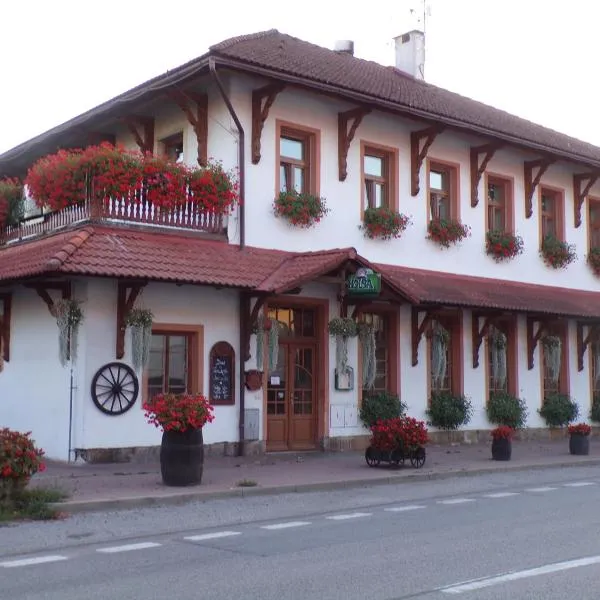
[273,190,328,228]
[427,218,471,248]
[587,247,600,276]
[360,207,411,240]
[540,234,576,269]
[485,230,524,262]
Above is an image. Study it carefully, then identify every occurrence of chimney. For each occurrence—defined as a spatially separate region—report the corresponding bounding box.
[334,40,354,56]
[393,30,425,80]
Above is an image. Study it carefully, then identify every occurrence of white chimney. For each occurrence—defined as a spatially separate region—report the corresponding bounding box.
[393,30,425,80]
[334,40,354,56]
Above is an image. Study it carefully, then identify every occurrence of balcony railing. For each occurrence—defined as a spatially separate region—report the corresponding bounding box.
[1,195,226,245]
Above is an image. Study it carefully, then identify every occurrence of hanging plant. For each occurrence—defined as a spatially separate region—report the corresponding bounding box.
[488,327,507,389]
[328,317,358,375]
[54,299,84,367]
[126,308,153,370]
[273,190,329,228]
[358,322,377,390]
[540,234,576,269]
[485,230,524,262]
[0,178,24,230]
[360,207,411,240]
[587,247,600,276]
[252,314,270,370]
[542,335,562,383]
[430,323,449,388]
[427,218,471,249]
[267,319,281,371]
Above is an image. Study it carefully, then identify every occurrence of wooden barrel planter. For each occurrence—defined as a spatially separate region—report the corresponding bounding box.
[569,433,590,456]
[160,428,204,486]
[491,438,512,461]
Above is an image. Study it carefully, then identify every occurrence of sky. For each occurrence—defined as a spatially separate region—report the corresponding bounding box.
[1,0,598,155]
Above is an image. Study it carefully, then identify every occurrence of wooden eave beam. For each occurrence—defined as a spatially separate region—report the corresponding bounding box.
[338,107,370,181]
[526,315,553,370]
[410,125,445,196]
[0,293,11,363]
[24,281,71,316]
[577,321,600,371]
[524,158,555,219]
[471,312,500,368]
[251,83,285,164]
[168,90,208,166]
[123,116,155,154]
[573,172,600,228]
[470,143,502,208]
[116,281,148,359]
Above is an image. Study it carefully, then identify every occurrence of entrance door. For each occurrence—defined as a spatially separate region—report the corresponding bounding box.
[267,342,317,451]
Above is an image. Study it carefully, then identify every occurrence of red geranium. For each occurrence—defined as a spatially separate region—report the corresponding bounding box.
[491,425,514,440]
[427,218,471,248]
[143,393,215,433]
[485,230,524,262]
[540,234,576,269]
[273,190,329,228]
[370,417,429,451]
[188,160,240,214]
[361,207,411,240]
[568,423,592,436]
[0,428,45,480]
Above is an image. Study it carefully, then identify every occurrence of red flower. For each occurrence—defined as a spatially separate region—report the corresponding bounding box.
[568,423,592,436]
[485,230,524,262]
[143,393,215,432]
[427,218,470,248]
[370,417,429,451]
[491,426,513,440]
[0,428,45,481]
[273,190,329,228]
[361,207,411,240]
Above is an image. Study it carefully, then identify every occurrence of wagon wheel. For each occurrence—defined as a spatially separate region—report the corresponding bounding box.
[410,447,426,469]
[389,448,405,467]
[91,362,139,416]
[365,447,381,467]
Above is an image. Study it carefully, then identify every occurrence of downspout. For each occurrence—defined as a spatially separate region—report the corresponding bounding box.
[208,57,245,250]
[209,57,247,456]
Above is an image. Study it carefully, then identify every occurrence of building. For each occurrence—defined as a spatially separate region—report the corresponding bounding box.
[2,29,600,462]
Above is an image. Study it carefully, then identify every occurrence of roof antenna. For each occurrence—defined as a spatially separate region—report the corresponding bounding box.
[409,0,431,79]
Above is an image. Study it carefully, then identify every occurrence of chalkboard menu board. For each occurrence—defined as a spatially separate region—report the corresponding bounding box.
[209,341,235,405]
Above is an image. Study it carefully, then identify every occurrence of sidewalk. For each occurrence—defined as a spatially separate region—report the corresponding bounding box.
[32,439,600,513]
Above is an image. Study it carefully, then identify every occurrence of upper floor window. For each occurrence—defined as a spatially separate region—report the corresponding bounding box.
[540,187,563,240]
[588,197,600,249]
[486,176,513,232]
[428,161,458,221]
[161,132,184,163]
[279,128,313,194]
[362,147,390,210]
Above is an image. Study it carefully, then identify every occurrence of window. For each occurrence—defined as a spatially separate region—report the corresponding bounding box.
[486,176,513,232]
[267,307,316,338]
[590,340,600,404]
[540,187,563,240]
[161,132,184,163]
[541,325,568,400]
[486,319,517,401]
[588,198,600,249]
[428,161,458,221]
[362,147,393,210]
[148,332,195,398]
[278,125,317,194]
[361,313,389,397]
[429,315,462,396]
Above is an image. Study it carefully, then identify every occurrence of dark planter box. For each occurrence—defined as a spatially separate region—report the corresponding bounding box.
[569,433,590,456]
[491,437,512,461]
[160,428,204,486]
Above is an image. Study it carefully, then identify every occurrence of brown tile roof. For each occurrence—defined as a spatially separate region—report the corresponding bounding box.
[211,30,600,166]
[377,263,600,319]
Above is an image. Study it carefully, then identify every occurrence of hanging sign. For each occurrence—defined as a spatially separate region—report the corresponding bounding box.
[346,268,381,296]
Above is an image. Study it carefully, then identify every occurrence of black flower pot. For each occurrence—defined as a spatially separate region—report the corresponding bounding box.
[569,433,590,456]
[491,437,512,461]
[160,428,204,486]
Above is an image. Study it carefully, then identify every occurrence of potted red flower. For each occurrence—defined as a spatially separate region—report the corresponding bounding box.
[360,207,411,240]
[540,234,576,269]
[0,178,24,230]
[427,218,471,248]
[143,393,215,486]
[188,160,239,215]
[587,247,600,276]
[485,230,524,262]
[490,425,513,461]
[567,423,591,456]
[273,190,329,228]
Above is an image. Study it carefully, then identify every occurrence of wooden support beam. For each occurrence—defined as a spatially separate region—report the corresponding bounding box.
[470,144,501,208]
[526,315,551,370]
[25,281,71,316]
[410,126,445,196]
[168,90,209,166]
[0,293,11,363]
[577,321,600,371]
[116,282,147,359]
[123,116,155,154]
[251,84,285,164]
[524,158,554,219]
[411,307,436,366]
[471,313,497,368]
[338,107,370,181]
[573,172,600,228]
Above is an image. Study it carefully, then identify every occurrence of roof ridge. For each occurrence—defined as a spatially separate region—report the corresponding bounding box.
[210,29,280,52]
[45,227,95,271]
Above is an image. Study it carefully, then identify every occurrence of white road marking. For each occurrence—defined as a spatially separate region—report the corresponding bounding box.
[437,498,475,505]
[483,492,520,498]
[440,554,600,594]
[563,482,596,487]
[1,555,68,568]
[184,531,242,542]
[326,512,372,520]
[384,505,427,512]
[96,542,162,554]
[525,487,557,493]
[261,521,311,530]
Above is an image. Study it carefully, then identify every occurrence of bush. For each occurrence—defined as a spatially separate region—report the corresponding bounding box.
[487,391,528,429]
[359,392,407,428]
[426,391,473,430]
[538,393,579,428]
[590,395,600,423]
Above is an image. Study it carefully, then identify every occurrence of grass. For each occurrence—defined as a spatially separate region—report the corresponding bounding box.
[236,479,258,488]
[0,487,69,524]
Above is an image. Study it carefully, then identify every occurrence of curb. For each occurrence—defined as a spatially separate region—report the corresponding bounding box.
[50,457,600,514]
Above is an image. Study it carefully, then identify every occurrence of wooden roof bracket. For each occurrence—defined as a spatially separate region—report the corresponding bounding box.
[577,321,600,371]
[472,312,498,368]
[116,281,147,359]
[410,125,445,196]
[411,306,436,366]
[251,83,285,164]
[573,172,600,228]
[0,293,11,363]
[123,116,155,155]
[338,107,370,181]
[524,158,555,218]
[526,315,551,369]
[168,90,208,166]
[470,143,502,208]
[25,281,71,316]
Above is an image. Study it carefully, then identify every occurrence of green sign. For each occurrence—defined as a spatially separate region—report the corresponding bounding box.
[346,269,381,296]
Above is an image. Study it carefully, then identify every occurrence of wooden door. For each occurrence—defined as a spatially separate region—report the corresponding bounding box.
[266,342,317,451]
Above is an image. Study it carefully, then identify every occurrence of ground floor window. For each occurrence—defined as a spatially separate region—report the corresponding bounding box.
[487,319,517,400]
[360,313,389,398]
[148,332,194,398]
[541,324,568,400]
[429,314,461,396]
[591,340,600,405]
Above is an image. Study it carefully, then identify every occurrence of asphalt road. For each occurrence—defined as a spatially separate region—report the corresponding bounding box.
[3,465,600,599]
